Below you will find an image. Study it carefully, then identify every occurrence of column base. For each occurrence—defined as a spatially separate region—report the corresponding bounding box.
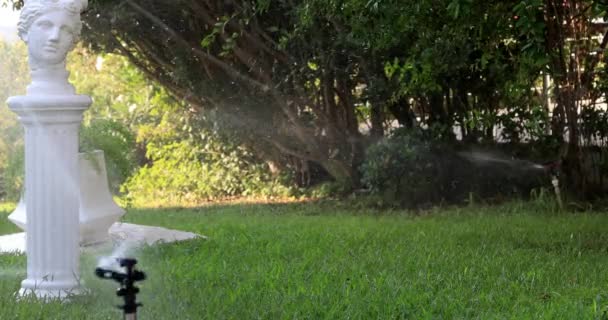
[19,278,83,300]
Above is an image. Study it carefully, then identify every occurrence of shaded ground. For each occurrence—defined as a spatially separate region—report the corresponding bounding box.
[0,201,607,319]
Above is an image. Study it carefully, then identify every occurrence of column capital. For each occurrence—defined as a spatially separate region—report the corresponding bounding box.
[7,95,92,125]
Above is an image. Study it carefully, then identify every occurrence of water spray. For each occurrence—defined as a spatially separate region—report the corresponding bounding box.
[95,258,146,320]
[459,150,563,208]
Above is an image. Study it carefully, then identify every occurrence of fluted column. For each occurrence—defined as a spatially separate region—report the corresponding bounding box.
[9,96,91,298]
[9,0,90,299]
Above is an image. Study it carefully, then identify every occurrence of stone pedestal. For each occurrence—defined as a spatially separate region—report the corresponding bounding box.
[8,95,91,299]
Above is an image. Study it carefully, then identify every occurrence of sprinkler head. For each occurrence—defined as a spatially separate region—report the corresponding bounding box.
[119,258,138,269]
[95,257,146,316]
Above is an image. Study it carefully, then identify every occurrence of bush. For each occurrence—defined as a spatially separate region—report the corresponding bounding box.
[361,128,447,207]
[0,144,24,202]
[122,138,293,207]
[360,128,550,208]
[80,118,137,192]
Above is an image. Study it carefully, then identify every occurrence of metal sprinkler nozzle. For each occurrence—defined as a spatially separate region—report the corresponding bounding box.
[95,258,146,320]
[542,160,563,210]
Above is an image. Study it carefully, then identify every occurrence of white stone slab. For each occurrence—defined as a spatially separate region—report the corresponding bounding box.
[0,232,25,254]
[0,222,203,254]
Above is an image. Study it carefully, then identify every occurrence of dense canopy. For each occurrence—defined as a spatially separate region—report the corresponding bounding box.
[3,0,608,201]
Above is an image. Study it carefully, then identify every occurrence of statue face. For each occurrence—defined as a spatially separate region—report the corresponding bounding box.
[26,10,77,66]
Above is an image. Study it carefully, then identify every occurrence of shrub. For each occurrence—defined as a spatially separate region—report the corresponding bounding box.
[80,118,137,192]
[360,128,550,208]
[360,128,446,207]
[122,137,293,207]
[0,144,24,202]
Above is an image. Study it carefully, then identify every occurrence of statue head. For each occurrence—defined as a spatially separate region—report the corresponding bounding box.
[18,0,88,70]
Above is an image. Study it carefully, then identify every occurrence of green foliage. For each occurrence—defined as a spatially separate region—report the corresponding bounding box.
[5,0,608,200]
[497,103,552,142]
[0,145,23,201]
[0,40,296,204]
[513,0,546,58]
[0,41,27,201]
[66,0,561,192]
[123,134,292,207]
[305,181,352,199]
[123,140,207,205]
[360,128,444,207]
[580,108,608,145]
[70,48,295,205]
[69,47,169,129]
[361,128,551,208]
[79,119,137,192]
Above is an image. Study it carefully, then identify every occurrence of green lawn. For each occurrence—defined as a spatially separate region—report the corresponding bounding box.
[0,201,607,319]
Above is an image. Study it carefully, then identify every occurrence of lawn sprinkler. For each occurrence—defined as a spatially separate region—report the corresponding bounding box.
[542,160,563,210]
[95,258,146,320]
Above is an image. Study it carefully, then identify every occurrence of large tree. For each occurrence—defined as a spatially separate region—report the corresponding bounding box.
[6,0,589,193]
[78,0,379,187]
[76,0,536,185]
[515,0,608,196]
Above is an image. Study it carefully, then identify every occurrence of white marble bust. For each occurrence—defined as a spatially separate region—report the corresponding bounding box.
[18,0,88,95]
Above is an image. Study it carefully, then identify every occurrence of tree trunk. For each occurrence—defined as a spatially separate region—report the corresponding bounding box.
[388,97,415,128]
[370,102,384,139]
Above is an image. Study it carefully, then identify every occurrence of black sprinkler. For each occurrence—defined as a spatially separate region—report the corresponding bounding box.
[95,258,146,320]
